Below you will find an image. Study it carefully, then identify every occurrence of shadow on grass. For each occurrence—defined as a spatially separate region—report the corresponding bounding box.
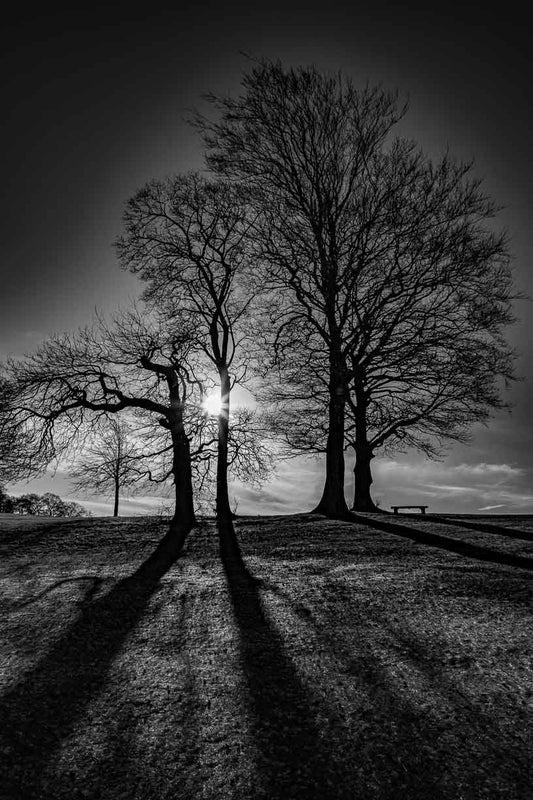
[218,519,451,798]
[0,518,77,552]
[0,524,189,798]
[224,524,462,799]
[218,519,340,799]
[319,581,531,797]
[349,513,533,571]
[5,575,105,611]
[85,595,202,800]
[261,567,533,798]
[427,514,533,542]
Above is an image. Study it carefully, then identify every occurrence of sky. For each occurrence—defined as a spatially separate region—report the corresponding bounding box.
[1,1,532,515]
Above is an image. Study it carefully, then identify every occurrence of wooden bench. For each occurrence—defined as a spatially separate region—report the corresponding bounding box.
[391,505,428,515]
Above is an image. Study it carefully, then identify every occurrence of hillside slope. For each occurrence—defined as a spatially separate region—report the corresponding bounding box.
[1,513,532,799]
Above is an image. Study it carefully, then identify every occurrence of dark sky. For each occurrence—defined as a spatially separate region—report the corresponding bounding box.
[2,2,532,514]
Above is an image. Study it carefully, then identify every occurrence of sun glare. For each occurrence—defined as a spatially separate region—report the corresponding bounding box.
[203,391,222,416]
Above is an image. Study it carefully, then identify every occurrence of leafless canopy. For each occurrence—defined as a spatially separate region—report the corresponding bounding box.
[116,172,264,520]
[195,59,517,512]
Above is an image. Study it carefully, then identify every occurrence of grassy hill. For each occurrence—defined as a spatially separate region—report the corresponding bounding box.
[1,512,533,799]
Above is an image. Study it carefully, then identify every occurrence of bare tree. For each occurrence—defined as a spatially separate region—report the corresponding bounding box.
[1,307,208,552]
[194,60,404,517]
[116,173,257,522]
[0,379,15,483]
[196,60,517,514]
[342,147,516,509]
[0,485,14,512]
[128,401,273,517]
[0,375,43,484]
[256,141,516,511]
[69,416,143,516]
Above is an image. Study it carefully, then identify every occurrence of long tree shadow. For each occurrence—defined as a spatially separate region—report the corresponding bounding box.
[0,517,79,552]
[83,594,202,800]
[349,513,533,571]
[259,561,533,797]
[218,519,344,799]
[4,575,106,611]
[317,582,531,796]
[427,514,533,542]
[222,525,456,798]
[0,523,189,799]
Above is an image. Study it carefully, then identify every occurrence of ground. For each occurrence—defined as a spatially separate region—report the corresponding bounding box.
[1,511,532,799]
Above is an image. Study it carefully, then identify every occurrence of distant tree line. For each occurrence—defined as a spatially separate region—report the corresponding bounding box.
[0,59,518,552]
[0,486,90,517]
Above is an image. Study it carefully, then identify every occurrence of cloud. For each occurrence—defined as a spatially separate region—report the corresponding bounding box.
[375,460,413,473]
[5,444,532,518]
[369,455,533,513]
[230,455,324,515]
[374,459,524,479]
[496,490,533,505]
[452,463,524,477]
[422,483,475,494]
[81,495,171,516]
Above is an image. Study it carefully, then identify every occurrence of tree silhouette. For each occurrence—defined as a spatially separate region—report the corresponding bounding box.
[341,143,516,509]
[8,492,90,516]
[0,375,42,484]
[195,60,405,518]
[1,307,210,552]
[117,173,257,522]
[69,417,142,516]
[0,484,13,512]
[197,60,516,513]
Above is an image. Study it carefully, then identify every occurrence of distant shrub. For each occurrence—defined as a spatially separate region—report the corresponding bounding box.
[0,485,14,513]
[2,490,91,517]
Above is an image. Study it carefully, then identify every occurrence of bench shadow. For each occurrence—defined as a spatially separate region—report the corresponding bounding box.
[0,524,188,798]
[349,513,533,571]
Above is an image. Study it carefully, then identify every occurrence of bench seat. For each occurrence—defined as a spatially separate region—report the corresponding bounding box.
[390,505,428,515]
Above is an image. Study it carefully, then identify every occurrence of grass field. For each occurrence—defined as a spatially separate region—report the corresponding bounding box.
[1,511,533,799]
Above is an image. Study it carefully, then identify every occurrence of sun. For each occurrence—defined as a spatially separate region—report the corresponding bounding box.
[203,391,222,416]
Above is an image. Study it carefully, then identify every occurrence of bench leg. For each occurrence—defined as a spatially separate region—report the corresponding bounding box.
[421,508,426,514]
[393,508,398,514]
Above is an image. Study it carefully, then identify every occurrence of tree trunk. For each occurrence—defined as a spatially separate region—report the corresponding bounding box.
[113,468,120,517]
[352,444,378,511]
[168,421,196,546]
[350,370,379,512]
[216,365,233,523]
[312,356,350,518]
